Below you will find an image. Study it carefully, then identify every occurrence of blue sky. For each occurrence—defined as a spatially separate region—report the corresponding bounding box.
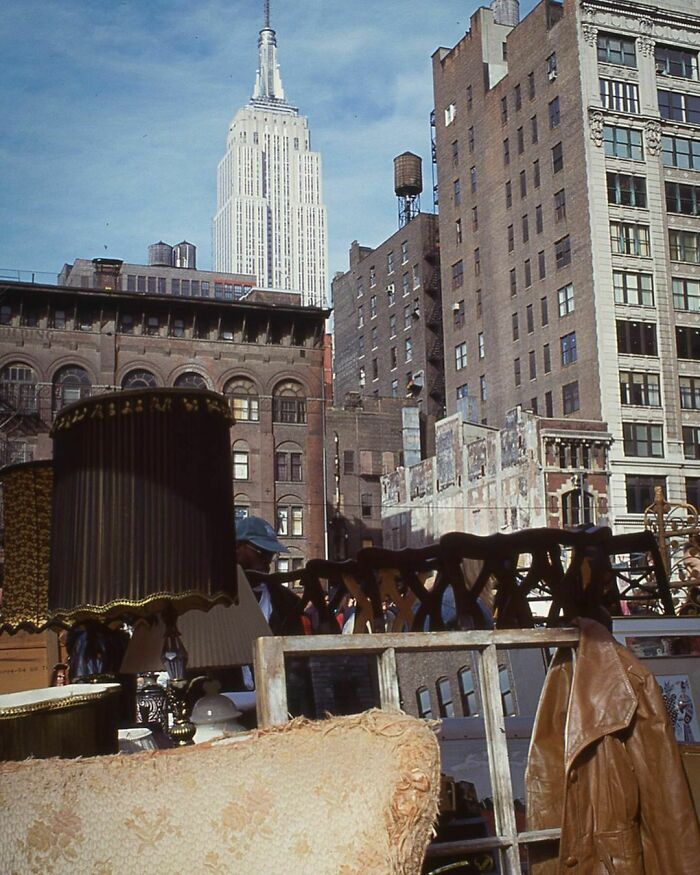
[0,0,536,287]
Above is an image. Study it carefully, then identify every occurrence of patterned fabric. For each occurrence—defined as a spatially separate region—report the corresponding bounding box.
[0,709,440,874]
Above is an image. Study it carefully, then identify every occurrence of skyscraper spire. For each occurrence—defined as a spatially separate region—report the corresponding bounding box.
[251,0,288,106]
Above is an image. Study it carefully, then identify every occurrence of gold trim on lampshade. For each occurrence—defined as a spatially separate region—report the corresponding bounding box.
[0,460,52,633]
[48,388,237,626]
[121,569,272,673]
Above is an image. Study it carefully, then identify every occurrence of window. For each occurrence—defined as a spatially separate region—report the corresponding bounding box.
[561,331,577,365]
[358,307,365,329]
[499,666,516,716]
[548,96,560,128]
[555,283,574,317]
[670,230,700,264]
[535,204,543,234]
[480,375,487,401]
[474,248,480,276]
[233,447,250,480]
[597,32,636,67]
[658,90,700,125]
[512,312,520,341]
[515,83,522,111]
[390,347,397,369]
[555,236,571,269]
[453,300,465,328]
[369,267,376,287]
[685,426,700,460]
[472,206,479,231]
[562,381,580,414]
[0,364,37,413]
[607,172,647,208]
[453,179,461,205]
[416,687,433,718]
[522,214,529,243]
[456,383,469,401]
[547,52,557,80]
[501,96,508,124]
[554,188,566,221]
[507,224,514,252]
[600,79,640,113]
[358,335,365,358]
[466,84,473,110]
[623,423,663,457]
[541,296,549,326]
[458,666,477,716]
[613,271,654,306]
[520,170,527,199]
[627,475,665,513]
[444,102,456,126]
[529,350,537,380]
[677,325,700,359]
[455,342,468,370]
[503,138,510,165]
[174,372,207,389]
[604,125,643,160]
[371,326,378,349]
[470,165,477,193]
[517,126,524,154]
[468,126,475,152]
[436,677,455,718]
[52,365,91,412]
[170,318,185,338]
[225,377,259,421]
[370,295,377,318]
[146,316,160,336]
[372,359,379,380]
[412,266,421,289]
[664,135,700,173]
[275,449,303,482]
[528,71,535,99]
[617,320,658,356]
[655,44,699,80]
[452,259,464,289]
[452,140,459,166]
[524,260,532,288]
[277,503,303,537]
[543,343,551,373]
[666,181,700,216]
[391,379,398,398]
[122,369,157,389]
[562,489,593,527]
[361,493,373,519]
[387,251,394,274]
[387,284,395,306]
[401,241,409,263]
[389,314,397,337]
[533,159,541,188]
[505,180,512,208]
[610,222,650,257]
[680,376,700,409]
[403,305,412,330]
[510,268,517,297]
[538,250,546,279]
[687,477,700,509]
[405,337,413,362]
[514,357,521,387]
[552,142,564,174]
[530,397,538,415]
[478,332,485,359]
[359,366,366,387]
[455,218,463,244]
[621,371,661,406]
[673,277,700,312]
[545,390,553,416]
[119,313,134,334]
[272,381,306,423]
[531,114,539,144]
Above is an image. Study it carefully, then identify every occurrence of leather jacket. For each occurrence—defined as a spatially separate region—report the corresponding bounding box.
[526,618,700,874]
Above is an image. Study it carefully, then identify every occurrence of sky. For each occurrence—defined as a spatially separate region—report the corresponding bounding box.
[0,0,536,289]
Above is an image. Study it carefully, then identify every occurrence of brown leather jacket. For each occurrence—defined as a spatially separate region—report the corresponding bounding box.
[526,618,700,874]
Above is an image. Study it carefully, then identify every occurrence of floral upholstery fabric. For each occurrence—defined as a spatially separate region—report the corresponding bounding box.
[0,708,440,874]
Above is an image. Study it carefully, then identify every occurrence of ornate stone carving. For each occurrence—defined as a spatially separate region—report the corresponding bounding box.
[589,109,605,147]
[645,119,662,156]
[638,16,653,35]
[582,23,598,46]
[582,3,597,22]
[637,35,655,58]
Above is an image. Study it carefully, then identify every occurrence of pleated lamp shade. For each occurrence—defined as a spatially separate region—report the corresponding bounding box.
[121,569,272,673]
[0,460,53,632]
[48,388,237,626]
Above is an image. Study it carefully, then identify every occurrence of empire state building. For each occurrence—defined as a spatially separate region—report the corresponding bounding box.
[213,3,328,307]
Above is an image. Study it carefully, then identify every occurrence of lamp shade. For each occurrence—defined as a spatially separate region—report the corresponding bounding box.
[0,460,52,632]
[48,388,237,626]
[120,569,272,674]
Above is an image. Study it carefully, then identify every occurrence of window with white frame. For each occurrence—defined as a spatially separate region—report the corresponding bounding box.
[620,371,661,407]
[673,277,700,312]
[455,342,468,370]
[444,103,456,126]
[655,44,699,80]
[623,422,664,458]
[613,271,654,306]
[600,79,639,113]
[669,230,700,264]
[232,444,249,480]
[607,172,647,208]
[610,222,651,257]
[680,376,700,410]
[558,283,574,317]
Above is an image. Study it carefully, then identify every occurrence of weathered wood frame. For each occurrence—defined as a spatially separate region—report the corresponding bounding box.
[255,627,580,875]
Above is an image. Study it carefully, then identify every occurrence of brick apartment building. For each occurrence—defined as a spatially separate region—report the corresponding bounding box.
[432,0,700,533]
[0,262,330,568]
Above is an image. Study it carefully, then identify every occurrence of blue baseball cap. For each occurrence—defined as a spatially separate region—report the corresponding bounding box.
[235,515,289,554]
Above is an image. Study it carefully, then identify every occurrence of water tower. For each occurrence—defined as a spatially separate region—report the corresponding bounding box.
[394,152,422,228]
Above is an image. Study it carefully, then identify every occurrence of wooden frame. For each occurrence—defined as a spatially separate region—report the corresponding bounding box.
[255,627,580,875]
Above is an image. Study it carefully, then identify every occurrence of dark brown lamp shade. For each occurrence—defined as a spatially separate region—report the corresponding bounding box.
[0,460,53,632]
[48,389,237,625]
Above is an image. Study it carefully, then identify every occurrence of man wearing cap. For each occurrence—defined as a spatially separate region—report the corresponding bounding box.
[235,516,304,635]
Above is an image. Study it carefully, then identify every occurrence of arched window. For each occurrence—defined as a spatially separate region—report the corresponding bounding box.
[0,363,38,413]
[272,380,306,424]
[233,494,250,523]
[561,488,594,527]
[52,365,91,412]
[416,686,432,719]
[458,665,477,716]
[276,496,303,537]
[436,677,455,717]
[121,369,158,389]
[174,371,208,389]
[274,442,303,482]
[224,377,259,422]
[232,440,249,481]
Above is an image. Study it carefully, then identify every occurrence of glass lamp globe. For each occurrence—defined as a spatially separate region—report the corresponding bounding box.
[191,679,245,742]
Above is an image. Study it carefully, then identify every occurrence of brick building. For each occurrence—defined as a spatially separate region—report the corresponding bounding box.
[432,0,700,533]
[332,210,444,420]
[0,271,329,568]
